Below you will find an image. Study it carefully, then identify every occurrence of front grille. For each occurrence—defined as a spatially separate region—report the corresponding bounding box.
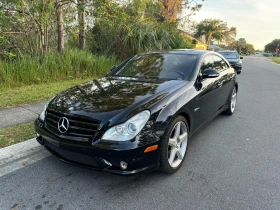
[45,109,100,141]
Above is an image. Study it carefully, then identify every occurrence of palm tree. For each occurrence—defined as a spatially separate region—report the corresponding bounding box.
[194,19,234,47]
[224,27,237,48]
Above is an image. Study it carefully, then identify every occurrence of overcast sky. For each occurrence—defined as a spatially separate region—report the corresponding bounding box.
[192,0,280,50]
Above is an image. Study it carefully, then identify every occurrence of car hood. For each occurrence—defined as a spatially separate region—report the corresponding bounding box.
[226,58,241,63]
[48,77,186,128]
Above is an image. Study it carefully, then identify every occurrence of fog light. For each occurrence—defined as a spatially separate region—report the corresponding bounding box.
[120,161,128,170]
[36,133,40,137]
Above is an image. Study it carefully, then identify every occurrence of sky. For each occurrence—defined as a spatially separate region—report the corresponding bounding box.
[192,0,280,50]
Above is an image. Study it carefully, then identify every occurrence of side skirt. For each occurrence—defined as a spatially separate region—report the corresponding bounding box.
[189,106,227,138]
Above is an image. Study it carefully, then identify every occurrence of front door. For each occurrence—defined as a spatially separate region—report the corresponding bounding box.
[197,55,223,125]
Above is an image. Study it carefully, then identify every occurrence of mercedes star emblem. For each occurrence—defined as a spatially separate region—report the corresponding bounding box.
[58,117,69,133]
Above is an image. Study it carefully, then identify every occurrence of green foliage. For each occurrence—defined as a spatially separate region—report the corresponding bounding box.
[192,39,198,45]
[234,38,247,53]
[272,57,280,64]
[245,43,255,54]
[228,38,255,54]
[0,78,92,107]
[194,19,236,46]
[0,36,14,59]
[92,0,190,59]
[171,34,195,49]
[0,0,202,93]
[0,0,58,56]
[264,39,280,52]
[0,49,118,89]
[0,122,35,148]
[0,0,205,58]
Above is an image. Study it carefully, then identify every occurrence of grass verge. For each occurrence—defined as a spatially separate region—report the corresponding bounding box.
[272,57,280,64]
[0,78,92,108]
[0,122,35,148]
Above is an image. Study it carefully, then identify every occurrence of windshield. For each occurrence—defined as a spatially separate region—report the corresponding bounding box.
[219,52,239,59]
[112,53,198,80]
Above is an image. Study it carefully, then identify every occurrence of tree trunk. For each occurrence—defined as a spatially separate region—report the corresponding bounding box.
[40,28,48,55]
[206,32,212,46]
[41,0,48,54]
[78,1,86,50]
[56,0,64,54]
[44,25,48,53]
[40,28,47,55]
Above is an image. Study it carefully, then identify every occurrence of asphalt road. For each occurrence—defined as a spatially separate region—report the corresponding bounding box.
[1,55,280,210]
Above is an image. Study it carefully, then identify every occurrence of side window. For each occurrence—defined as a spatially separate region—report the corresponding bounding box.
[201,56,214,73]
[220,57,229,69]
[212,55,224,71]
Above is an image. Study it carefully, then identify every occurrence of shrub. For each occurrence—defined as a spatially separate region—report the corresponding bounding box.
[0,49,118,89]
[91,0,192,59]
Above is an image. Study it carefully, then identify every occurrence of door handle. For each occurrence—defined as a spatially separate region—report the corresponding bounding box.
[217,82,222,87]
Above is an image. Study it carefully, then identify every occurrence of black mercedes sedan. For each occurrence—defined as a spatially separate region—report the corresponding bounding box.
[35,50,238,175]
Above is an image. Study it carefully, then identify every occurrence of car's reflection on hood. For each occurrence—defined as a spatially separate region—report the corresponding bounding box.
[48,77,185,122]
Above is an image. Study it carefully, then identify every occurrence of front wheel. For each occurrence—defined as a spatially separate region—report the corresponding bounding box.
[224,86,237,115]
[159,116,189,174]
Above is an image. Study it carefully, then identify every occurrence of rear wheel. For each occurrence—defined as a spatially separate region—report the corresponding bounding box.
[224,87,237,115]
[160,116,189,174]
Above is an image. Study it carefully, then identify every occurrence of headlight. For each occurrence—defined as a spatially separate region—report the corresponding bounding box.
[39,97,54,121]
[101,110,150,141]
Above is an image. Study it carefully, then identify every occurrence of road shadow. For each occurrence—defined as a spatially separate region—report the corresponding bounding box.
[0,114,235,210]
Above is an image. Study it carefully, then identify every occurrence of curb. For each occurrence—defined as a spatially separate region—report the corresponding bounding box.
[0,138,50,177]
[271,60,280,66]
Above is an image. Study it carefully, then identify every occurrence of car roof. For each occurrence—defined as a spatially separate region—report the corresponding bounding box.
[144,49,210,56]
[218,50,238,53]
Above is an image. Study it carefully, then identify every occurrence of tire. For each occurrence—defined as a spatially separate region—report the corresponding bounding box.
[224,86,237,115]
[159,116,189,174]
[237,67,242,74]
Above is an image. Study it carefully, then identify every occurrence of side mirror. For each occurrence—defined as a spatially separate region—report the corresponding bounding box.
[110,66,117,71]
[202,69,219,78]
[240,56,243,59]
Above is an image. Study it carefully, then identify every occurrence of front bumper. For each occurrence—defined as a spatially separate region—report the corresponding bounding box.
[35,119,160,175]
[230,63,242,71]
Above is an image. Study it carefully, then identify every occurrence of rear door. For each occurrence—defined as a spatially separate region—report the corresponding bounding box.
[212,55,234,107]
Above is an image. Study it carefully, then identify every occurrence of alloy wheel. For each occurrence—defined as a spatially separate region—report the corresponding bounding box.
[231,88,237,113]
[167,121,188,168]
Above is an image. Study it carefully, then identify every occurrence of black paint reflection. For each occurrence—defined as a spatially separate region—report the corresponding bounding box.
[49,77,160,114]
